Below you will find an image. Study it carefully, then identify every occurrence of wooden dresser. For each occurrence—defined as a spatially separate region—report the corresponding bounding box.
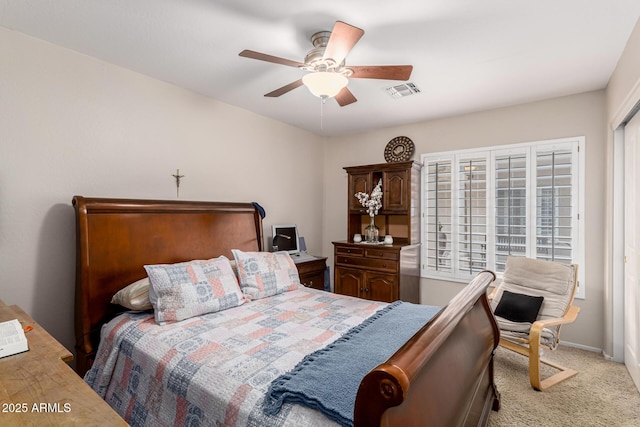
[333,242,420,302]
[0,300,126,426]
[333,160,421,303]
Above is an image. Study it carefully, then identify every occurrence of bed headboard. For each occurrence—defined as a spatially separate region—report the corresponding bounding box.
[72,196,264,375]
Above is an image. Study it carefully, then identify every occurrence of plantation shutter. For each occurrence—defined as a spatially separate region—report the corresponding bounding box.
[421,136,583,299]
[457,158,488,275]
[535,149,574,264]
[494,154,527,272]
[425,160,452,272]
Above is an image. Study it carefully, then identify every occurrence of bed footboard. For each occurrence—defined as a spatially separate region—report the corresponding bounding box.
[354,271,500,426]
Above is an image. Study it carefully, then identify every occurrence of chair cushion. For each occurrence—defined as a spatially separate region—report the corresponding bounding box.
[502,256,574,296]
[498,326,558,349]
[494,290,544,323]
[491,256,576,349]
[492,256,575,321]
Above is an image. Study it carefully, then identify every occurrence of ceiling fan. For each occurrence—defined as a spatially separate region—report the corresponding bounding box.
[239,21,413,107]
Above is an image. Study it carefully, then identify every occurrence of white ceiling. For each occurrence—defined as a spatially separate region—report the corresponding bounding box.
[1,0,639,136]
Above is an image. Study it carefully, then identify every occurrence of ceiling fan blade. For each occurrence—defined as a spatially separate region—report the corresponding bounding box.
[264,79,304,97]
[348,65,413,81]
[323,21,364,66]
[239,50,306,68]
[335,87,357,107]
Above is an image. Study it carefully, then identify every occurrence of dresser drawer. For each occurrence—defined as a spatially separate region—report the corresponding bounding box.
[335,255,397,273]
[300,271,325,291]
[336,246,364,257]
[294,257,327,291]
[295,258,326,275]
[364,248,399,260]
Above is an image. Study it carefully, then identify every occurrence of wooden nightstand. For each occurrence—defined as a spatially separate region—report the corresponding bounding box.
[0,300,126,426]
[293,255,328,291]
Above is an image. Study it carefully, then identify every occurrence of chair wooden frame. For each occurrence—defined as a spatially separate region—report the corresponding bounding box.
[489,264,580,391]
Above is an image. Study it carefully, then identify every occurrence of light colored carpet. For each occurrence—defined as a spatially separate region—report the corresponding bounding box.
[489,345,640,427]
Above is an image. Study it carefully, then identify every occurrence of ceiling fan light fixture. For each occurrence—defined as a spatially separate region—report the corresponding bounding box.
[241,21,410,107]
[302,72,348,99]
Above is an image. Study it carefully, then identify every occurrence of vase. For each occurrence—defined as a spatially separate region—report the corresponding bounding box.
[365,217,379,243]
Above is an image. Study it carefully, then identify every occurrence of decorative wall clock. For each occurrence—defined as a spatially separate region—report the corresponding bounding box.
[384,136,414,162]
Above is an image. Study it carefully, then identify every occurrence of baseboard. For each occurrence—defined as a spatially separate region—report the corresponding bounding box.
[602,352,620,362]
[558,342,627,364]
[558,341,602,354]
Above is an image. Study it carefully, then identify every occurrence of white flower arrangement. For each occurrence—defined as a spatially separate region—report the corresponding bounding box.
[355,179,383,217]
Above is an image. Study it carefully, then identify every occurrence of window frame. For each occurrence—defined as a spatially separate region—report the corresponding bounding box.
[420,136,586,299]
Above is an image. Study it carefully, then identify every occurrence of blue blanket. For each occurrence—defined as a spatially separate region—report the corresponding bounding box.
[263,301,441,426]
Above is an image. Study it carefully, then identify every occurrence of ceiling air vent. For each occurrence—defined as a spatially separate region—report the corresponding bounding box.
[385,82,421,99]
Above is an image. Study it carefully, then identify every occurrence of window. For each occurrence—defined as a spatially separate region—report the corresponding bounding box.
[421,137,585,298]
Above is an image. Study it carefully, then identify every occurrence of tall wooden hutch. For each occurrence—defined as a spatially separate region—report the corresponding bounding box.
[333,161,422,303]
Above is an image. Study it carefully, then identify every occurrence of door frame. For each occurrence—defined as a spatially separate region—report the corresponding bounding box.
[623,109,640,391]
[611,127,625,362]
[609,75,640,363]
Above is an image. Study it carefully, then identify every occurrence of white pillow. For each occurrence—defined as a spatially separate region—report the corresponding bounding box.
[111,277,153,311]
[231,250,301,300]
[145,256,245,324]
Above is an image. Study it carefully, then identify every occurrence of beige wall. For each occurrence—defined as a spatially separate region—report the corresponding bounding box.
[324,90,606,350]
[0,27,325,354]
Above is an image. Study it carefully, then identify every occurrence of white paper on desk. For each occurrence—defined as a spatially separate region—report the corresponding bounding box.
[0,319,29,358]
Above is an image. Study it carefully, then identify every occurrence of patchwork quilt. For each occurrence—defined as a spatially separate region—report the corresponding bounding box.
[85,286,386,427]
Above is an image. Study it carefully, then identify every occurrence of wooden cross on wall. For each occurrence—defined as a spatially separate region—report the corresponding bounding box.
[172,169,184,198]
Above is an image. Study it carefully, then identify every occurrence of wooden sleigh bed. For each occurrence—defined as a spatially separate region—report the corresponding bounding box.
[73,195,501,426]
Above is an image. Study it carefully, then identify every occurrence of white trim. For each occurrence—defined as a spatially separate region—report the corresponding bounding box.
[486,153,496,270]
[577,137,586,299]
[610,75,640,130]
[560,342,603,354]
[611,127,625,362]
[421,136,583,159]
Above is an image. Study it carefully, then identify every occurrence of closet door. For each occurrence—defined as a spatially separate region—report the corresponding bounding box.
[624,110,640,393]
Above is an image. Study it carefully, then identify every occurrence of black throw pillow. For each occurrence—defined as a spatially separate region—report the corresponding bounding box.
[494,290,544,323]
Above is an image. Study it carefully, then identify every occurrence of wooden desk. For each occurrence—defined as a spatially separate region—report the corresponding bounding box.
[0,300,126,426]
